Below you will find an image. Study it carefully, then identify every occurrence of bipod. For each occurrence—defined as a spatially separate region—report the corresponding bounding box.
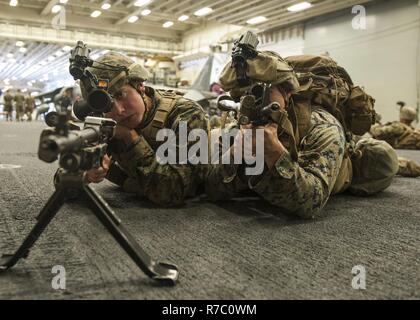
[0,170,179,286]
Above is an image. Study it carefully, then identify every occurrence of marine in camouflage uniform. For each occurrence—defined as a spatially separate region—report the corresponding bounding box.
[205,50,398,219]
[25,94,35,121]
[370,106,420,149]
[364,108,420,177]
[3,90,14,121]
[14,90,25,122]
[84,52,208,207]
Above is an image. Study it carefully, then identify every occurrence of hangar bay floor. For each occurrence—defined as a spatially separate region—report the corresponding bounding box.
[0,121,418,299]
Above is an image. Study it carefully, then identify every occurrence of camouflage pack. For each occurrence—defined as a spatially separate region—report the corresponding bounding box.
[286,54,376,136]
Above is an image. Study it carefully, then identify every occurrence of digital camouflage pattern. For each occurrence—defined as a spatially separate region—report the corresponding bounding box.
[3,92,13,113]
[370,122,420,149]
[106,87,208,207]
[210,48,399,219]
[25,96,35,121]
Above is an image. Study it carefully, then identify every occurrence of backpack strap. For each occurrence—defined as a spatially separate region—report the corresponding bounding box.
[141,90,181,149]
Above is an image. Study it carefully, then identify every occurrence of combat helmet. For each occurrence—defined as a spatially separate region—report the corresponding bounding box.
[219,50,300,100]
[80,51,149,99]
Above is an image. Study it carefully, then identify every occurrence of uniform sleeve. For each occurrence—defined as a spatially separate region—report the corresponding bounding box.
[250,111,346,219]
[110,101,208,207]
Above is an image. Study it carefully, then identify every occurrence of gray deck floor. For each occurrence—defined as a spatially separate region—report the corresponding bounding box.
[0,121,419,299]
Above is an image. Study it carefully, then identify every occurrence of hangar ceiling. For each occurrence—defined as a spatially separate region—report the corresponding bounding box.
[0,0,375,92]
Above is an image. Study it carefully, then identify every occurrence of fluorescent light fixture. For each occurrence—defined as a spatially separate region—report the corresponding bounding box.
[287,1,312,12]
[134,0,151,7]
[47,56,55,61]
[54,50,64,57]
[246,16,267,24]
[101,3,111,10]
[59,0,68,4]
[6,53,13,58]
[51,5,62,13]
[21,88,27,93]
[128,16,139,23]
[9,0,18,7]
[27,82,32,87]
[194,7,212,16]
[141,9,151,16]
[62,45,72,51]
[16,41,24,47]
[40,61,48,65]
[19,47,27,53]
[31,92,39,97]
[162,21,173,28]
[178,15,189,22]
[91,10,102,18]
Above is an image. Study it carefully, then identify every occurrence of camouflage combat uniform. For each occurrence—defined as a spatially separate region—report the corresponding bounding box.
[3,92,14,121]
[84,51,208,207]
[106,87,208,207]
[370,122,420,150]
[25,96,35,121]
[205,49,398,219]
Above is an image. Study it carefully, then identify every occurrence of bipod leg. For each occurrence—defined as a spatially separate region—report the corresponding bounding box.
[0,187,67,271]
[82,184,179,286]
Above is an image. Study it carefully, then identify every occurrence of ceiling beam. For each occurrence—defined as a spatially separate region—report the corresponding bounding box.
[204,0,247,19]
[208,0,263,20]
[40,0,59,16]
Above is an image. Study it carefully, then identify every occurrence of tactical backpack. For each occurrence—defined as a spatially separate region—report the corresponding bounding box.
[285,55,376,140]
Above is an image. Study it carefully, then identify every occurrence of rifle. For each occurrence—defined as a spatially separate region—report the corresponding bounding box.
[0,41,179,286]
[219,31,285,127]
[217,82,284,127]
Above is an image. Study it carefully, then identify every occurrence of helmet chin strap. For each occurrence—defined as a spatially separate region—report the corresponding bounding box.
[127,82,151,128]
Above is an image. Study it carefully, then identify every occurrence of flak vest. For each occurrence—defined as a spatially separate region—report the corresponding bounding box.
[142,90,352,195]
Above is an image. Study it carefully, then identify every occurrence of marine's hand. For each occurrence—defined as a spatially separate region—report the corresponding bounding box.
[241,122,285,170]
[114,125,139,145]
[260,122,285,170]
[85,154,112,183]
